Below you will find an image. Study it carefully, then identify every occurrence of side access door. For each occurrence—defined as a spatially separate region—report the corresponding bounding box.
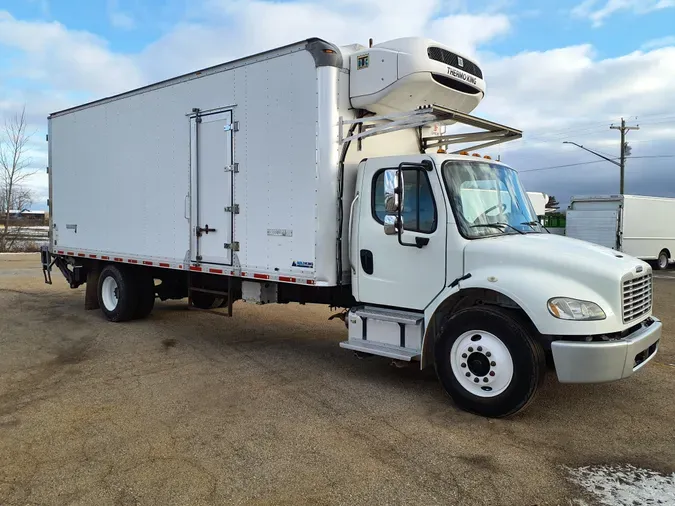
[190,109,236,265]
[352,157,447,310]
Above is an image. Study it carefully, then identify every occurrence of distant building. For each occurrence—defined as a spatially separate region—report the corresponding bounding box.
[8,210,47,221]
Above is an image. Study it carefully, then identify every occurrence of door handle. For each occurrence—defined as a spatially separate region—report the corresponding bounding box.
[184,195,190,220]
[360,249,373,275]
[196,224,216,237]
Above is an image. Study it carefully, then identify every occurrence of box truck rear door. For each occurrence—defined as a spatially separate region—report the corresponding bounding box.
[566,209,619,250]
[190,110,235,265]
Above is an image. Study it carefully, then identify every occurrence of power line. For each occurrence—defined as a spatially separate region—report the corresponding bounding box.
[630,155,675,159]
[519,159,616,173]
[519,154,675,174]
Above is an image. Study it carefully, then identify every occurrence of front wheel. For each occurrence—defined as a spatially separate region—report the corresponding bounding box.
[435,306,546,418]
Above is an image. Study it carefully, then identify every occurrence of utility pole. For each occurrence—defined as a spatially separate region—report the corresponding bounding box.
[610,118,639,195]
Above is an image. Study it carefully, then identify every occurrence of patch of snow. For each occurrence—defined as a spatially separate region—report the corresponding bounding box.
[567,464,675,506]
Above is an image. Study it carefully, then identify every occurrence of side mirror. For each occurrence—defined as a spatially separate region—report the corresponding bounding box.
[384,215,403,235]
[384,169,404,213]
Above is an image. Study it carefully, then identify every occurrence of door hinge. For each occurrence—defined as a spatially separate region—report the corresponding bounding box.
[223,121,239,132]
[224,204,240,214]
[224,242,240,251]
[224,163,239,173]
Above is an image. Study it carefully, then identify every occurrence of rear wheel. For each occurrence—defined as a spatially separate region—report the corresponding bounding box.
[657,250,669,270]
[133,273,156,319]
[435,306,546,418]
[98,265,138,322]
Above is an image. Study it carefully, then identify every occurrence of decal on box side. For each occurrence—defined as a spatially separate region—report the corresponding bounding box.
[357,54,369,70]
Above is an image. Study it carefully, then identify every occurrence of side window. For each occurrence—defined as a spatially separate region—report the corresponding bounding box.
[372,169,437,233]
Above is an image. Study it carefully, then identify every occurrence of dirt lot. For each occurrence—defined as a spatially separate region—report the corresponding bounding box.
[1,253,674,506]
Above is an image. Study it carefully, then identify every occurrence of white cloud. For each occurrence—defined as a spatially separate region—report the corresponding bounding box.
[141,0,510,79]
[429,14,510,57]
[641,35,675,50]
[107,0,135,30]
[481,45,675,133]
[572,0,675,27]
[0,11,144,96]
[475,44,675,203]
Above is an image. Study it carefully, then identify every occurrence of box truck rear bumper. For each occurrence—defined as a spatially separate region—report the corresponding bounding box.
[551,317,661,383]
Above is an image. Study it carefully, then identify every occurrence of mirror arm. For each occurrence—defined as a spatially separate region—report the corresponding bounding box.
[396,168,426,248]
[398,160,433,172]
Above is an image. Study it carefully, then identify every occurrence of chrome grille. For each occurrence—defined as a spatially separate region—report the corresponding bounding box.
[622,273,652,324]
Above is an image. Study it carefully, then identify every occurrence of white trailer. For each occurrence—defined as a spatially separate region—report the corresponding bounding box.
[567,195,675,270]
[42,37,661,418]
[527,192,548,218]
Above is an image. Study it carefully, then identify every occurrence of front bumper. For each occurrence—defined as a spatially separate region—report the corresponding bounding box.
[551,317,661,383]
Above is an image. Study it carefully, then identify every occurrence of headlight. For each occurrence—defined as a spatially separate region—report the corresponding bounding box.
[547,297,606,321]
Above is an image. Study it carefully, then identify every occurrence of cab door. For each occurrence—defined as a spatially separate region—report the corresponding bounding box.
[353,157,447,310]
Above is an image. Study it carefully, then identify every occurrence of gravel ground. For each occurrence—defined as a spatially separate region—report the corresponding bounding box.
[0,253,674,506]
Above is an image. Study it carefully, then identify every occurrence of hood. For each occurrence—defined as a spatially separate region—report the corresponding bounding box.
[465,233,648,279]
[463,233,651,331]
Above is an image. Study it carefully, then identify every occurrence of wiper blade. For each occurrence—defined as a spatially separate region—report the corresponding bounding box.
[470,223,525,235]
[521,221,549,234]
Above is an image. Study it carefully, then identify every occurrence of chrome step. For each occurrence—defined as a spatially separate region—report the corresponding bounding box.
[353,307,423,325]
[339,340,420,361]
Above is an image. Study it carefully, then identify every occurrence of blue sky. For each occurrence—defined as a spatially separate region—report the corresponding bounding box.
[0,0,674,208]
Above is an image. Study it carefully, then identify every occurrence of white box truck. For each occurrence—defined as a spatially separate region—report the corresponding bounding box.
[41,37,661,418]
[567,194,675,270]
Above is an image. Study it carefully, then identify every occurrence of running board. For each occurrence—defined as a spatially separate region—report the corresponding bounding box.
[352,307,423,325]
[339,340,420,361]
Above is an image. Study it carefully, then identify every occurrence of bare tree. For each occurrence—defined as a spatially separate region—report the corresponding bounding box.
[0,107,37,252]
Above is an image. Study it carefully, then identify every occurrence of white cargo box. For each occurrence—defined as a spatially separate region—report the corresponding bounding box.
[48,37,494,287]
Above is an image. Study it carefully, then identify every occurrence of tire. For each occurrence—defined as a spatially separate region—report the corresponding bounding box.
[190,292,224,309]
[133,274,156,319]
[434,306,546,418]
[657,250,669,270]
[98,265,139,322]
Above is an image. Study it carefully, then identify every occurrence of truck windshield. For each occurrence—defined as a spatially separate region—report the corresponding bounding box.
[442,160,541,238]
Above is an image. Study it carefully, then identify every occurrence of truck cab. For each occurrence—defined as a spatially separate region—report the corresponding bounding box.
[343,152,661,417]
